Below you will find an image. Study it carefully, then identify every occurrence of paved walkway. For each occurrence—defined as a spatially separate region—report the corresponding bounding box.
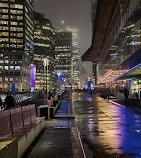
[110,98,141,113]
[25,128,73,158]
[73,92,141,158]
[22,92,84,158]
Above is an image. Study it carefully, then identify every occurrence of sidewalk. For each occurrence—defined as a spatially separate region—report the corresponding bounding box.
[22,91,85,158]
[109,98,141,113]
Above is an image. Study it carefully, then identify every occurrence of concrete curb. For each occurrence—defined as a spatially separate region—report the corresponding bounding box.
[71,127,86,158]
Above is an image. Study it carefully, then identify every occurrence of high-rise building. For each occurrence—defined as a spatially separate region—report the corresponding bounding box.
[0,0,34,91]
[65,27,80,83]
[58,27,80,84]
[55,32,72,80]
[34,12,55,90]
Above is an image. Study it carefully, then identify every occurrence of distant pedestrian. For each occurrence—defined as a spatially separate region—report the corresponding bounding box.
[0,96,2,109]
[103,89,107,99]
[4,92,15,109]
[48,89,52,99]
[53,88,56,95]
[124,88,129,101]
[107,88,111,100]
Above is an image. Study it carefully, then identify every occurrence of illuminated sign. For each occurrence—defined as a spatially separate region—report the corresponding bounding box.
[138,79,141,84]
[12,83,15,91]
[87,81,90,89]
[30,65,36,91]
[133,81,137,84]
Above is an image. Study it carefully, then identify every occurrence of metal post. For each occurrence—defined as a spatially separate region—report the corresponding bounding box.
[46,59,48,105]
[44,59,46,105]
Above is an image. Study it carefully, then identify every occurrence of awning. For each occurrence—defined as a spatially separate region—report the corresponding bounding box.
[98,69,128,84]
[116,47,141,70]
[115,63,141,80]
[115,48,141,80]
[82,0,114,61]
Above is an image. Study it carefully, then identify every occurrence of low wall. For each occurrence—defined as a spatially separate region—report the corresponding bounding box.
[18,118,45,158]
[0,117,45,158]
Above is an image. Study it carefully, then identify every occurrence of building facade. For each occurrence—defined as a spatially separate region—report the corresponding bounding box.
[55,32,72,81]
[34,12,55,90]
[82,0,141,95]
[0,0,34,91]
[96,0,141,80]
[65,27,80,84]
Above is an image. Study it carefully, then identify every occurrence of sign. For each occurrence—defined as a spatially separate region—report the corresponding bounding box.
[30,65,36,90]
[138,79,141,84]
[133,81,137,85]
[87,81,90,89]
[12,83,15,91]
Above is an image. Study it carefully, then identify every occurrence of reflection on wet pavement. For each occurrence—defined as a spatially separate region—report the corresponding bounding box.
[55,100,71,117]
[23,92,75,158]
[73,92,141,158]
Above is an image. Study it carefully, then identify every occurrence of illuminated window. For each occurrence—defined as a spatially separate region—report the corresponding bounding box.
[17,44,23,48]
[10,4,23,9]
[15,66,20,70]
[4,66,8,70]
[0,21,8,25]
[5,77,8,82]
[10,21,18,25]
[0,32,9,36]
[5,60,9,64]
[17,16,23,20]
[1,15,8,19]
[10,38,16,43]
[0,38,9,42]
[10,44,16,48]
[10,77,14,82]
[10,10,23,14]
[10,66,14,69]
[0,9,8,13]
[0,26,8,30]
[10,15,16,20]
[15,4,23,9]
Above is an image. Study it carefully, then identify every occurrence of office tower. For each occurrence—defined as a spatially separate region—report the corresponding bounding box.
[34,12,55,90]
[55,32,72,80]
[65,27,80,84]
[0,0,34,91]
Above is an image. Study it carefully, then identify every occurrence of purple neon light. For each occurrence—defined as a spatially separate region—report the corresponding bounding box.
[30,65,36,88]
[113,62,141,81]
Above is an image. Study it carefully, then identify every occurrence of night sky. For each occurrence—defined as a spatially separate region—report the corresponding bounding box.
[34,0,93,80]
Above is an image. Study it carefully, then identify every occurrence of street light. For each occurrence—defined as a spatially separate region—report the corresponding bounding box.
[44,58,49,105]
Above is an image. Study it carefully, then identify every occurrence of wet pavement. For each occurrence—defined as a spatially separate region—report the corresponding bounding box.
[22,91,141,158]
[55,100,71,117]
[25,128,73,158]
[73,92,141,158]
[22,92,83,158]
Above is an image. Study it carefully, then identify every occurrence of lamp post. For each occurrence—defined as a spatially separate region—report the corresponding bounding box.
[44,58,49,105]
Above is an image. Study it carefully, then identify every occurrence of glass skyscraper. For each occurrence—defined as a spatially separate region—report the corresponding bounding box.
[34,12,55,90]
[55,32,72,80]
[0,0,34,91]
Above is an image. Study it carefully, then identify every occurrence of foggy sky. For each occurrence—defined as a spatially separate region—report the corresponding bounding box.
[34,0,93,80]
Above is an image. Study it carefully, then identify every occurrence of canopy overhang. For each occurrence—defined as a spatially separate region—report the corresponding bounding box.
[82,0,114,61]
[98,69,128,84]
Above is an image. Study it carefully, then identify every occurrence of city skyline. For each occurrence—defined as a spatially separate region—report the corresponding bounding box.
[34,0,92,56]
[34,0,93,80]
